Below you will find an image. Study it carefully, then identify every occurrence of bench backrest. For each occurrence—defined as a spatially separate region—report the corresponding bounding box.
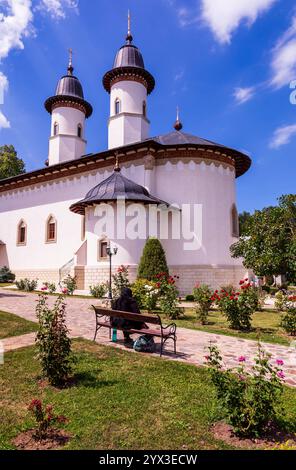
[92,306,161,326]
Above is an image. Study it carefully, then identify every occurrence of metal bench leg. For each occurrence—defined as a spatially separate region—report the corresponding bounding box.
[174,336,177,354]
[93,327,98,342]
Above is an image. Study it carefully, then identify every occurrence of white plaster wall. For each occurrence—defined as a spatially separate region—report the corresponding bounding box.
[0,158,242,278]
[49,107,86,165]
[153,160,240,266]
[108,80,149,149]
[110,81,147,115]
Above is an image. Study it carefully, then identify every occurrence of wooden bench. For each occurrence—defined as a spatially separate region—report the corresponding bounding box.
[92,306,177,356]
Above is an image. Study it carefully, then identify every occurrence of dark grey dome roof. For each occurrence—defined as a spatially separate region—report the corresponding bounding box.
[113,44,145,69]
[152,130,226,147]
[44,63,93,118]
[55,74,84,99]
[102,31,155,95]
[70,168,169,215]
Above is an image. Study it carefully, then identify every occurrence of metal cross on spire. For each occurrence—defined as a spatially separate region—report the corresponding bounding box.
[68,48,74,75]
[126,10,133,43]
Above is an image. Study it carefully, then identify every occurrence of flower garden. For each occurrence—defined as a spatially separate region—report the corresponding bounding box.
[0,237,296,450]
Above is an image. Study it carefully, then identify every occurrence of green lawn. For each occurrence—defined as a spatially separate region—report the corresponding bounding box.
[169,308,291,346]
[0,311,38,340]
[1,340,296,450]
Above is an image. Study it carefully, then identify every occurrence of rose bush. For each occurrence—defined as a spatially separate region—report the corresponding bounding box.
[193,283,214,324]
[28,399,67,440]
[131,279,159,312]
[212,279,259,330]
[205,343,285,437]
[155,273,180,319]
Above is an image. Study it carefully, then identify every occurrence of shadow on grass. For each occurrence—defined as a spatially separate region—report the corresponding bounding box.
[72,371,118,389]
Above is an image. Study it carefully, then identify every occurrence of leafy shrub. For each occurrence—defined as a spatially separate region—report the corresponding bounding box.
[213,279,259,330]
[131,279,160,312]
[275,291,287,312]
[112,265,130,298]
[281,306,296,336]
[205,344,285,437]
[16,278,38,292]
[89,282,108,299]
[193,283,214,325]
[62,275,77,296]
[41,282,56,294]
[155,273,180,319]
[28,399,67,441]
[262,285,271,294]
[138,238,169,280]
[185,294,195,302]
[0,266,15,283]
[36,294,74,386]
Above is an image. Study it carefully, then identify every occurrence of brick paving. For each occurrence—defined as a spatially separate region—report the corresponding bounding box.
[1,288,296,387]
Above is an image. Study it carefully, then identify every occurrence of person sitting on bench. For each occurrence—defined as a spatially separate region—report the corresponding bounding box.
[111,287,147,343]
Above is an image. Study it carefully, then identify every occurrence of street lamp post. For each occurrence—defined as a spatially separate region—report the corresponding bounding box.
[106,243,118,300]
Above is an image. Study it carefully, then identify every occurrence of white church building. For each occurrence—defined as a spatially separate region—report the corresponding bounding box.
[0,20,251,295]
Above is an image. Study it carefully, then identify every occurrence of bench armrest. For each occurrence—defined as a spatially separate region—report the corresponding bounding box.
[161,323,177,335]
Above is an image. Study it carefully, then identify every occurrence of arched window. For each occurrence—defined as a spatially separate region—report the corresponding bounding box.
[115,98,121,115]
[17,220,27,246]
[46,215,57,243]
[142,101,147,117]
[77,124,82,138]
[98,238,108,260]
[231,204,239,238]
[53,122,59,136]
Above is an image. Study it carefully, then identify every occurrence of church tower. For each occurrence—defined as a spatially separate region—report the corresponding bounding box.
[44,51,93,166]
[103,13,155,149]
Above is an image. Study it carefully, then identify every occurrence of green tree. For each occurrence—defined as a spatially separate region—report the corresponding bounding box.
[231,194,296,282]
[138,238,169,280]
[0,145,25,180]
[239,211,252,236]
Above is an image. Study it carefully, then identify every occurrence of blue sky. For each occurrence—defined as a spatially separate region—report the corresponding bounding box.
[0,0,295,213]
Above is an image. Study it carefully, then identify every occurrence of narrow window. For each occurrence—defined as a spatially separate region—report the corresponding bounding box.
[17,220,27,245]
[77,124,82,138]
[98,240,108,260]
[143,101,147,117]
[115,98,121,115]
[46,216,57,243]
[231,204,239,238]
[53,122,59,136]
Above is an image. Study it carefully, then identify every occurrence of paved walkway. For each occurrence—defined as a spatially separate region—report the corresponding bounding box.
[1,288,296,387]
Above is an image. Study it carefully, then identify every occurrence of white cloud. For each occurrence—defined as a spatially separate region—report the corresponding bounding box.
[269,124,296,148]
[0,111,10,129]
[200,0,277,44]
[270,16,296,89]
[37,0,79,19]
[233,86,256,104]
[0,0,33,61]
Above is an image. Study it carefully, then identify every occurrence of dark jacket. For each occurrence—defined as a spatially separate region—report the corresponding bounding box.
[111,288,146,331]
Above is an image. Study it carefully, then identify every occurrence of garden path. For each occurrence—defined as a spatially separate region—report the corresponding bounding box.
[0,288,295,386]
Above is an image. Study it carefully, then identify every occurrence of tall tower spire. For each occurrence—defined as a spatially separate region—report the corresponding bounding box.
[45,52,93,166]
[103,13,155,149]
[68,48,74,76]
[126,10,133,43]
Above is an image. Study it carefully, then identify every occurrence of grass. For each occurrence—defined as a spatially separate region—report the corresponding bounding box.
[0,311,38,340]
[1,339,296,450]
[167,308,292,346]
